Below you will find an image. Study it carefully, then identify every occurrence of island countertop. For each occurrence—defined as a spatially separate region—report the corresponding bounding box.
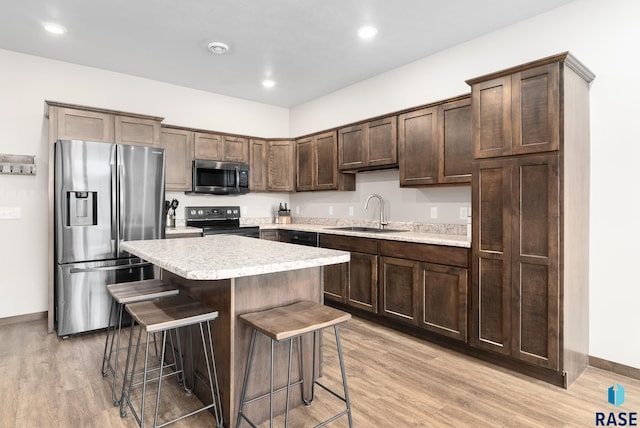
[121,235,350,280]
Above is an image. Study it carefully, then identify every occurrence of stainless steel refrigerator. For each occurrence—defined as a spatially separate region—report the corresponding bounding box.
[54,139,165,337]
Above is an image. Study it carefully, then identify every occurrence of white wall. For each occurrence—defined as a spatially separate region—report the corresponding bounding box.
[290,0,640,369]
[0,49,290,320]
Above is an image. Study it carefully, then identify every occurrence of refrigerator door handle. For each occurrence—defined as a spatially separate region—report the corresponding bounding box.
[110,145,118,250]
[69,261,153,273]
[118,162,125,242]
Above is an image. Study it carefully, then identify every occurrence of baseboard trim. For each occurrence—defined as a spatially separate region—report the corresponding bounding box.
[589,356,640,380]
[0,311,47,327]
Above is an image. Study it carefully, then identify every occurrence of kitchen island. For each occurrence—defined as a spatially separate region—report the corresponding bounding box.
[121,235,349,427]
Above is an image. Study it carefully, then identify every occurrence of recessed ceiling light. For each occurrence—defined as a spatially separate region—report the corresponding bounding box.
[43,23,67,35]
[207,42,230,55]
[358,26,378,39]
[262,79,276,88]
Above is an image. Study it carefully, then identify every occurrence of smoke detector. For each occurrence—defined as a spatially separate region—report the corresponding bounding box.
[207,42,230,55]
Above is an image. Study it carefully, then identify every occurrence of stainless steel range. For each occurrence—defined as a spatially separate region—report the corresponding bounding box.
[185,206,260,238]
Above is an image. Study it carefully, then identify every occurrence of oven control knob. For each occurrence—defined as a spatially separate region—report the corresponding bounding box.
[190,209,196,216]
[198,209,204,215]
[226,209,232,214]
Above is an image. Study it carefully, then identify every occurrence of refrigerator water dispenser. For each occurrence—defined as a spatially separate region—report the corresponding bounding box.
[67,191,97,226]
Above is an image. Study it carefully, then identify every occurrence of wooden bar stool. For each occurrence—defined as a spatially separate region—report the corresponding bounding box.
[236,300,353,428]
[101,279,180,406]
[119,294,223,428]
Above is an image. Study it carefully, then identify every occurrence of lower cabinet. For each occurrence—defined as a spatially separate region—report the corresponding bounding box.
[319,234,378,314]
[320,234,469,341]
[380,257,468,341]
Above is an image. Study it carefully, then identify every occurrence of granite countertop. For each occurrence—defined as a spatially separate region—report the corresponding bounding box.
[260,224,471,248]
[121,235,350,280]
[165,226,202,235]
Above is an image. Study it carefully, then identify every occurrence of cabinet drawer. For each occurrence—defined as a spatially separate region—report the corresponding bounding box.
[319,234,378,254]
[380,240,468,268]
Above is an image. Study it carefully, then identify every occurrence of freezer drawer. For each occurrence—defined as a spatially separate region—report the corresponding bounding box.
[56,258,158,337]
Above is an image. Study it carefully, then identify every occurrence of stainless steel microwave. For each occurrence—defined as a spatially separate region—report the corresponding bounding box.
[192,160,250,194]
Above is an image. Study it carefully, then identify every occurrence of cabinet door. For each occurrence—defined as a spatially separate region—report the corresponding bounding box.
[471,159,512,355]
[194,132,223,160]
[160,127,193,191]
[348,252,378,313]
[367,116,397,167]
[268,140,295,192]
[511,154,559,369]
[512,63,559,156]
[223,135,249,163]
[249,139,267,192]
[323,262,348,304]
[55,107,114,142]
[115,116,161,146]
[440,98,472,184]
[420,262,468,341]
[295,137,314,191]
[398,106,438,186]
[315,131,338,190]
[380,257,419,325]
[338,124,365,170]
[472,76,512,159]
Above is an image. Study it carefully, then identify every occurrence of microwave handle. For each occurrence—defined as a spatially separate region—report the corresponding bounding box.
[235,165,240,192]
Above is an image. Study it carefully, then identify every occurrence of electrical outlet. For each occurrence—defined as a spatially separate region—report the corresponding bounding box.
[430,207,438,219]
[348,206,354,217]
[459,207,467,219]
[295,206,300,215]
[328,206,334,215]
[241,206,248,215]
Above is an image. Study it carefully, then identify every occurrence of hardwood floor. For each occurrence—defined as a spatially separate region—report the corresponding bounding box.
[1,316,638,427]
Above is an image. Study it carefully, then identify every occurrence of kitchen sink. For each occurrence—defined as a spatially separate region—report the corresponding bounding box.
[327,226,409,233]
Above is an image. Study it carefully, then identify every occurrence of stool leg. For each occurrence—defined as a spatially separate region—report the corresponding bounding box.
[284,338,294,428]
[299,335,308,405]
[235,329,257,428]
[110,302,126,406]
[200,320,223,427]
[153,330,168,428]
[269,338,275,428]
[101,298,116,377]
[334,325,353,428]
[120,319,142,419]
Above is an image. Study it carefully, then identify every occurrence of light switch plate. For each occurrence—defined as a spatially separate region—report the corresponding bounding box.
[0,207,21,219]
[430,207,438,219]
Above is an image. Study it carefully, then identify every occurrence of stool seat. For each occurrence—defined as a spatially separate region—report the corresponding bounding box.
[239,300,351,341]
[126,294,219,333]
[107,279,179,304]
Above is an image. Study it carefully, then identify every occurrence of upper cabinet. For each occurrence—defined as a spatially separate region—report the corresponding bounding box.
[296,131,355,192]
[47,103,163,146]
[250,139,296,192]
[194,131,249,163]
[160,126,193,192]
[398,95,472,187]
[338,116,397,171]
[469,62,560,159]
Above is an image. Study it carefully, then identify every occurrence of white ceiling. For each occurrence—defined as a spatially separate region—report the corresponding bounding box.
[1,0,574,108]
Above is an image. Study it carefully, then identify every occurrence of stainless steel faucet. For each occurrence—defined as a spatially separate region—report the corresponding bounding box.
[364,194,388,230]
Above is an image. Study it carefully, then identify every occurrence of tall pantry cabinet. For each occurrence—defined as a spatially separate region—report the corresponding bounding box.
[467,53,594,387]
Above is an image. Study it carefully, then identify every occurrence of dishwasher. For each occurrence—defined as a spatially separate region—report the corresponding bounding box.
[280,230,319,247]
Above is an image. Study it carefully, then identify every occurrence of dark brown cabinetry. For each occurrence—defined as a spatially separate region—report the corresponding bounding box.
[194,132,249,163]
[380,240,468,341]
[338,116,397,171]
[249,139,295,192]
[48,104,163,146]
[160,127,193,191]
[471,62,559,159]
[468,53,594,386]
[398,96,472,186]
[296,131,355,192]
[319,234,378,313]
